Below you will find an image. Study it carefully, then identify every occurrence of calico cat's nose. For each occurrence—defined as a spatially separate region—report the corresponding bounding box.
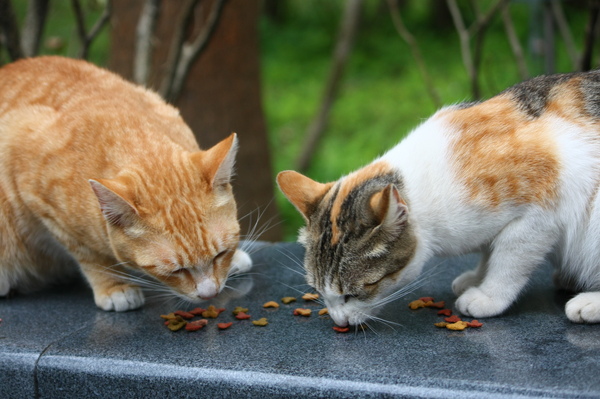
[195,278,219,300]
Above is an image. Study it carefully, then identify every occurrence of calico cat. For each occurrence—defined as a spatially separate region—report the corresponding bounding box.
[278,70,600,326]
[0,56,251,311]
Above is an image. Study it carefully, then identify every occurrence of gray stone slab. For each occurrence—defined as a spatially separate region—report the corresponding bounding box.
[1,242,599,398]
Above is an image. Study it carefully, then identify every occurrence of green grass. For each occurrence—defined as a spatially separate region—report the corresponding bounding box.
[261,0,588,240]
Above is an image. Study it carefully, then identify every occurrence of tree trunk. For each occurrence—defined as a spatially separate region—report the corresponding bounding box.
[109,0,282,241]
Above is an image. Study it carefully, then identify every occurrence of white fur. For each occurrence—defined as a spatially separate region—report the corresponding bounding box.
[328,110,600,324]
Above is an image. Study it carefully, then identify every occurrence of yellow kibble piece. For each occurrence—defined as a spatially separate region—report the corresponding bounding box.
[252,318,269,326]
[263,301,280,309]
[281,297,297,304]
[446,321,469,331]
[318,308,329,316]
[302,293,320,301]
[408,299,426,310]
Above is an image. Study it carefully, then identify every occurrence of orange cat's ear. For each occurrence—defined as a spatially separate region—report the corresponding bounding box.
[191,133,238,187]
[89,179,139,228]
[277,171,333,222]
[369,184,408,234]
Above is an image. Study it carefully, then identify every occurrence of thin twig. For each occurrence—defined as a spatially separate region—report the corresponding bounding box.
[71,0,111,59]
[167,0,227,102]
[550,0,578,70]
[501,5,528,80]
[134,0,161,85]
[387,0,441,108]
[0,0,24,60]
[21,0,49,57]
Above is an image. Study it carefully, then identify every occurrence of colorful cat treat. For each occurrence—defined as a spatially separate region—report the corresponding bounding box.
[166,316,187,331]
[281,297,297,304]
[333,326,350,333]
[318,308,329,316]
[427,301,446,309]
[466,320,483,328]
[302,293,320,301]
[235,312,251,320]
[217,322,233,330]
[434,322,449,328]
[437,309,452,317]
[444,315,462,323]
[232,306,249,315]
[263,301,280,308]
[185,319,208,332]
[252,318,269,326]
[188,308,206,316]
[408,299,427,310]
[173,310,195,319]
[202,305,225,318]
[293,308,312,317]
[419,297,435,303]
[446,321,469,331]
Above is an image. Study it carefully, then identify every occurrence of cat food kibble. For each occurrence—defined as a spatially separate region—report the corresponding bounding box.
[235,312,251,320]
[444,315,462,323]
[252,318,269,326]
[467,320,483,328]
[408,299,427,309]
[333,326,350,333]
[437,309,452,316]
[217,322,233,330]
[232,306,249,315]
[318,308,329,316]
[302,293,320,301]
[419,297,435,303]
[293,308,312,317]
[434,322,449,328]
[263,301,280,308]
[446,321,469,331]
[166,316,187,331]
[160,313,177,320]
[428,301,446,309]
[202,305,225,318]
[281,297,297,304]
[174,310,195,319]
[188,307,206,316]
[185,319,208,332]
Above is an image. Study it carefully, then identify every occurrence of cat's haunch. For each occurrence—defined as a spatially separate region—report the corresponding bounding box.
[0,56,252,311]
[278,70,600,326]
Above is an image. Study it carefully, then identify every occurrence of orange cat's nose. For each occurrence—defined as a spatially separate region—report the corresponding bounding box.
[195,278,219,300]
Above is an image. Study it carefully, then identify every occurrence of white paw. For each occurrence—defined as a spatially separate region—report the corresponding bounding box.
[455,287,510,318]
[228,249,253,276]
[565,292,600,323]
[95,285,145,312]
[452,270,481,296]
[0,278,10,297]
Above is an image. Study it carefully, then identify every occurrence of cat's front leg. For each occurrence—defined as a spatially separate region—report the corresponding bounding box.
[452,249,490,296]
[455,212,558,318]
[79,260,144,312]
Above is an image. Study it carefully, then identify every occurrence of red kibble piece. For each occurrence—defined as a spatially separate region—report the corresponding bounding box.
[444,315,462,323]
[174,310,194,319]
[467,320,483,328]
[185,319,208,332]
[217,322,233,330]
[333,326,350,333]
[437,309,452,317]
[428,301,446,309]
[235,312,251,320]
[217,308,226,314]
[188,307,206,316]
[419,297,435,303]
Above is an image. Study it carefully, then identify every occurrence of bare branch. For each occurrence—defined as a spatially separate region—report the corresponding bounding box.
[387,0,441,108]
[501,5,528,80]
[71,0,111,59]
[133,0,161,85]
[158,0,198,98]
[0,0,24,60]
[165,0,227,102]
[446,0,475,95]
[550,0,578,70]
[295,0,362,172]
[21,0,49,57]
[468,0,508,36]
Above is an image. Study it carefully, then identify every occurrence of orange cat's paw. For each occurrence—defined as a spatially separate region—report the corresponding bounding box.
[94,284,145,312]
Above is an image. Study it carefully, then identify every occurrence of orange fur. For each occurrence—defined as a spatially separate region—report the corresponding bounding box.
[443,97,560,208]
[0,57,243,310]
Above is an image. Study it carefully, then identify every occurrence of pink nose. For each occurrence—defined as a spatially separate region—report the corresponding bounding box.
[196,279,218,299]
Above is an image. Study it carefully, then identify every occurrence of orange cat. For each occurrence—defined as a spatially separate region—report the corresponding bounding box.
[0,56,252,311]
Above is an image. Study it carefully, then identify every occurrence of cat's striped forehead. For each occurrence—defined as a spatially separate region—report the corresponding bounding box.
[321,161,398,245]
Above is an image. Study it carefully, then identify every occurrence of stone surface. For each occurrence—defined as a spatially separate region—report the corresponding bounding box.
[1,242,599,398]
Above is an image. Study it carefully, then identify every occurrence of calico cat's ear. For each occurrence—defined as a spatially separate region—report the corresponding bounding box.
[191,133,238,187]
[370,184,408,235]
[89,179,139,228]
[277,171,333,222]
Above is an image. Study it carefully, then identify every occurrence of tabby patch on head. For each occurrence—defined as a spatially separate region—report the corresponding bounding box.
[277,161,417,327]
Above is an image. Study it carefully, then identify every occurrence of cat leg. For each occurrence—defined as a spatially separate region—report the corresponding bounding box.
[565,292,600,323]
[455,213,557,318]
[78,260,144,312]
[227,249,253,276]
[452,249,490,296]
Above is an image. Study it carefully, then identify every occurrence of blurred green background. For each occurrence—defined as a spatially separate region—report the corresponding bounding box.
[3,0,590,240]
